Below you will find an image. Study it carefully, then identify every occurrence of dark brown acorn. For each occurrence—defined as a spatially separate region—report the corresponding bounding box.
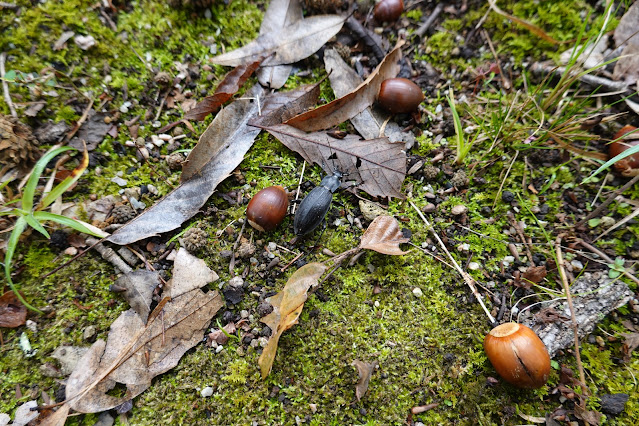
[378,78,424,114]
[610,125,639,177]
[483,322,551,389]
[246,186,289,232]
[373,0,404,22]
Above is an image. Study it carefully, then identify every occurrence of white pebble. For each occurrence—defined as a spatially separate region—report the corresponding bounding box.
[200,386,213,397]
[412,287,424,298]
[468,262,480,270]
[215,345,224,353]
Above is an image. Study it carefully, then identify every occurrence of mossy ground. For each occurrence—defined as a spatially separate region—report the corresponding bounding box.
[1,0,639,424]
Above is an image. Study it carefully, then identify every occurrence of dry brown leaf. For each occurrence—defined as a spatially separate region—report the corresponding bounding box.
[113,270,159,324]
[211,14,344,67]
[263,124,406,199]
[184,59,263,121]
[574,404,602,426]
[352,360,377,401]
[65,289,223,413]
[249,82,322,128]
[285,41,405,132]
[622,332,639,362]
[359,215,409,255]
[258,263,326,378]
[36,403,70,426]
[0,291,27,328]
[166,248,219,299]
[521,265,547,287]
[256,0,303,89]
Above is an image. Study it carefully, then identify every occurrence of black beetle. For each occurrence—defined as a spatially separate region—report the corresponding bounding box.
[294,170,343,236]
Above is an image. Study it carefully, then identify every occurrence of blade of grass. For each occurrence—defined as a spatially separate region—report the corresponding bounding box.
[39,148,88,210]
[4,216,41,312]
[22,146,75,212]
[32,211,108,238]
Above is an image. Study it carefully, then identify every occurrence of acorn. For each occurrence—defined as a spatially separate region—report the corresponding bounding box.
[246,186,289,232]
[483,322,550,389]
[610,125,639,177]
[373,0,404,22]
[378,78,424,114]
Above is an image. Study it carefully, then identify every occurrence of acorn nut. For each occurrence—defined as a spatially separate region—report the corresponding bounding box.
[483,322,550,389]
[246,185,289,232]
[378,78,424,114]
[373,0,404,22]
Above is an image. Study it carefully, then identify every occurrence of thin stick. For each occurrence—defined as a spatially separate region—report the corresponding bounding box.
[590,172,610,207]
[555,236,588,396]
[415,3,444,38]
[410,201,495,324]
[492,151,518,209]
[0,52,17,118]
[481,29,510,90]
[576,173,639,227]
[292,161,306,215]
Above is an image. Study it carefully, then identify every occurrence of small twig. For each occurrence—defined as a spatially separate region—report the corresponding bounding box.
[555,236,588,396]
[410,201,495,324]
[64,98,95,142]
[41,237,106,278]
[415,3,444,38]
[576,239,639,285]
[591,172,610,207]
[0,52,17,118]
[576,173,639,227]
[280,252,304,273]
[529,62,630,94]
[229,220,247,276]
[292,161,306,215]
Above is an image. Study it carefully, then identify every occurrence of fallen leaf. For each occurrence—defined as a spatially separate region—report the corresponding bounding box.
[621,332,639,362]
[207,322,237,346]
[68,111,111,151]
[359,215,409,255]
[0,291,27,328]
[352,360,378,401]
[184,59,263,121]
[12,401,38,426]
[52,31,75,51]
[66,289,223,413]
[36,403,70,426]
[521,265,547,287]
[258,263,326,378]
[517,412,546,423]
[574,404,602,425]
[614,2,639,49]
[113,270,160,324]
[166,248,219,299]
[323,48,415,148]
[285,41,404,132]
[211,14,344,67]
[249,82,322,128]
[256,0,303,89]
[107,84,323,245]
[263,124,406,199]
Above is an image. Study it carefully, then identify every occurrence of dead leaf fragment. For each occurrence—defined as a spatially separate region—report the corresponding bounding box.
[211,15,344,67]
[352,360,378,401]
[65,289,223,413]
[184,59,262,121]
[621,332,639,362]
[167,248,219,299]
[285,41,404,132]
[264,124,406,199]
[258,263,326,378]
[36,403,70,426]
[359,215,409,255]
[249,82,322,128]
[521,265,547,287]
[113,270,159,324]
[0,291,27,328]
[256,0,303,89]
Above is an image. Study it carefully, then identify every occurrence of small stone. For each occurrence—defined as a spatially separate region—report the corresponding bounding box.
[422,203,436,213]
[600,393,629,415]
[257,301,274,317]
[111,177,128,187]
[26,320,37,333]
[154,71,172,86]
[74,34,96,50]
[600,216,616,228]
[268,242,277,251]
[359,200,386,222]
[83,325,97,341]
[258,337,269,347]
[146,184,158,195]
[503,256,515,263]
[63,247,78,256]
[220,250,233,259]
[229,276,244,288]
[571,260,584,270]
[412,287,423,298]
[309,403,318,413]
[468,262,480,270]
[240,310,249,319]
[502,191,515,203]
[200,386,214,397]
[215,345,224,353]
[451,205,467,215]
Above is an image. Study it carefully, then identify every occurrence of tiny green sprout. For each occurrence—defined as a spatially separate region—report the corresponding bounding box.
[607,257,625,279]
[1,146,106,313]
[587,218,600,228]
[551,360,560,370]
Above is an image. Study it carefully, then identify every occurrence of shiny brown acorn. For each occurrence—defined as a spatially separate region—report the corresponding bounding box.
[610,125,639,177]
[246,186,289,232]
[373,0,404,22]
[378,78,424,114]
[483,322,551,389]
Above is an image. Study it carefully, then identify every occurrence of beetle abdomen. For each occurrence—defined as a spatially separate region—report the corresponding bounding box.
[294,187,333,235]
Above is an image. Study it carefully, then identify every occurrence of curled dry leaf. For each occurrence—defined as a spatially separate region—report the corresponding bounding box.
[256,0,303,89]
[184,59,263,121]
[520,265,547,288]
[359,215,409,255]
[263,124,406,199]
[0,291,27,328]
[65,289,223,413]
[113,270,159,324]
[352,360,378,401]
[258,263,326,378]
[285,40,404,132]
[211,14,344,67]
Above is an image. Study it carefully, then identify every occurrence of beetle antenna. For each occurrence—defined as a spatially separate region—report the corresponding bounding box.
[326,134,338,174]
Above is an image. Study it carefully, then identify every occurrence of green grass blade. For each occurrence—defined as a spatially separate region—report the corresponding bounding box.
[22,146,76,212]
[32,211,108,238]
[39,148,89,210]
[24,213,50,238]
[584,143,639,183]
[4,217,42,313]
[447,95,466,164]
